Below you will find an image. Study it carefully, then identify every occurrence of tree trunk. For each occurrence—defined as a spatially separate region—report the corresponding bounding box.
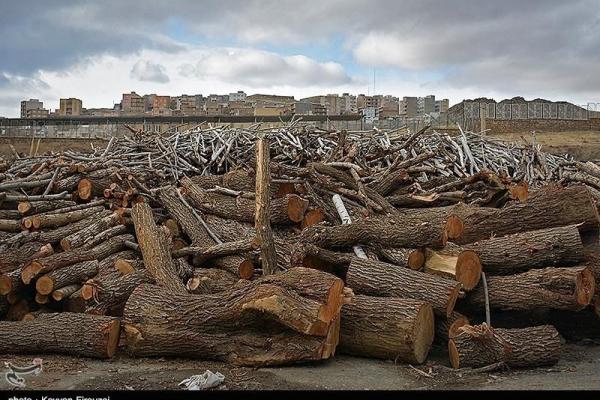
[462,225,585,275]
[340,295,434,363]
[123,267,344,366]
[60,211,122,250]
[187,268,239,294]
[424,248,482,291]
[18,200,76,216]
[0,313,120,358]
[131,202,186,293]
[22,233,133,284]
[181,176,308,224]
[345,258,461,317]
[461,266,595,312]
[35,260,99,295]
[255,136,278,275]
[449,323,561,369]
[51,283,81,301]
[300,208,463,250]
[453,185,600,245]
[27,205,105,230]
[172,239,256,266]
[372,247,425,270]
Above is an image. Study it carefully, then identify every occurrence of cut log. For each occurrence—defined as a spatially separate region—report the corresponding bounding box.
[0,313,120,358]
[462,225,585,275]
[373,247,426,270]
[60,211,122,250]
[131,202,186,293]
[21,233,133,284]
[0,219,20,232]
[6,299,29,321]
[52,283,81,301]
[449,323,561,369]
[182,176,308,224]
[255,136,278,275]
[0,270,23,295]
[172,239,257,267]
[0,242,53,273]
[345,258,461,317]
[453,185,600,245]
[462,265,595,312]
[186,268,239,294]
[27,205,105,230]
[424,248,482,291]
[435,312,469,344]
[301,208,463,250]
[17,200,76,216]
[35,260,99,295]
[340,295,434,363]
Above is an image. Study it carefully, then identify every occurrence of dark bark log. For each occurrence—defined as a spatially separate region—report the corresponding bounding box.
[453,184,600,245]
[345,257,461,317]
[0,313,120,358]
[26,205,105,230]
[131,202,186,293]
[181,176,308,224]
[172,239,257,266]
[6,299,30,321]
[36,260,99,295]
[0,219,20,232]
[17,200,76,216]
[449,323,561,369]
[0,242,53,273]
[157,187,212,245]
[255,136,278,275]
[301,207,463,250]
[340,295,434,363]
[462,266,595,312]
[462,225,585,275]
[372,247,426,270]
[51,283,81,301]
[371,169,411,196]
[0,209,21,219]
[435,311,469,344]
[84,224,128,250]
[0,270,23,295]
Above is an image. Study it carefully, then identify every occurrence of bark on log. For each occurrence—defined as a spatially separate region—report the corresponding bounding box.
[372,247,426,270]
[255,136,278,275]
[462,266,595,312]
[131,202,186,293]
[36,260,99,295]
[51,283,81,301]
[340,295,434,363]
[462,225,585,275]
[449,323,561,369]
[435,312,469,344]
[0,219,20,232]
[17,200,76,216]
[60,211,122,250]
[424,248,482,291]
[301,208,463,250]
[0,242,53,273]
[26,205,105,230]
[187,268,239,294]
[453,185,600,245]
[21,233,133,284]
[172,239,257,267]
[345,258,461,317]
[0,313,120,358]
[182,176,308,224]
[0,270,23,295]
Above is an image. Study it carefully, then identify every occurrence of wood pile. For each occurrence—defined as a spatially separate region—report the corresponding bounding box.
[0,123,599,371]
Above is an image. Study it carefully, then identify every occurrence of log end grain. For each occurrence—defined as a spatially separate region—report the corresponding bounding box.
[446,283,462,318]
[0,274,12,295]
[21,261,43,285]
[78,178,93,201]
[576,267,596,307]
[412,303,435,363]
[287,195,309,223]
[301,208,326,229]
[239,259,255,280]
[35,275,55,296]
[407,248,426,270]
[455,250,482,291]
[445,215,464,241]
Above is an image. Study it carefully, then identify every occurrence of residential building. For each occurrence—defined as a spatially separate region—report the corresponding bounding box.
[59,98,83,116]
[399,97,418,117]
[82,108,119,117]
[340,93,358,114]
[254,105,290,117]
[435,99,450,113]
[357,94,382,110]
[229,91,247,102]
[175,95,199,115]
[228,101,254,116]
[121,92,144,114]
[25,108,49,118]
[20,99,45,118]
[417,95,436,115]
[152,95,171,111]
[291,101,326,116]
[247,94,295,107]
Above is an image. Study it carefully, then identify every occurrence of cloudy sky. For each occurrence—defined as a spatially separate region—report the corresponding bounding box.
[1,0,599,117]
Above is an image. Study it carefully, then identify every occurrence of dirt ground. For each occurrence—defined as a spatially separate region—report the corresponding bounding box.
[0,342,599,391]
[491,131,600,161]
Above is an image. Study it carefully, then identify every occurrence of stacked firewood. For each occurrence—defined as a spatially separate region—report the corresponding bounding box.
[0,125,599,370]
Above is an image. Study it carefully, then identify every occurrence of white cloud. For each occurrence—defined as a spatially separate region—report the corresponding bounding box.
[130,60,170,83]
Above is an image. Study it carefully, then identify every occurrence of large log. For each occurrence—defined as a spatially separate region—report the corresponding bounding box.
[26,205,105,230]
[371,247,426,270]
[0,270,23,295]
[0,313,120,358]
[462,266,595,312]
[435,312,469,344]
[255,136,278,275]
[449,323,561,369]
[131,202,186,293]
[340,295,434,363]
[17,200,76,216]
[462,225,585,275]
[35,260,99,295]
[0,242,53,273]
[181,176,308,224]
[186,268,239,294]
[21,233,133,284]
[345,258,461,317]
[123,268,344,366]
[453,185,600,245]
[0,219,20,232]
[301,207,463,250]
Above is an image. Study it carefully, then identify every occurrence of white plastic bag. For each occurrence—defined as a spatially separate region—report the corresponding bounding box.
[179,370,225,390]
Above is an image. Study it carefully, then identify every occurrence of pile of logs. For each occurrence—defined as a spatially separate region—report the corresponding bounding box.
[0,125,599,371]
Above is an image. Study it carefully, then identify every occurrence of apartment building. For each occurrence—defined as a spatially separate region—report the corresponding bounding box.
[20,99,45,118]
[59,98,83,116]
[340,93,358,114]
[399,97,418,117]
[121,92,144,114]
[229,91,247,102]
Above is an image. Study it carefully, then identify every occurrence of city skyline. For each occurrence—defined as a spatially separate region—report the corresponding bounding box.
[1,1,600,117]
